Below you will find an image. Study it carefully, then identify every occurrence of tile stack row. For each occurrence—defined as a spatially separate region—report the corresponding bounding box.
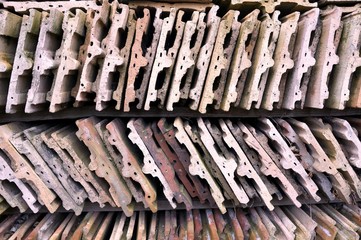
[1,116,361,215]
[1,204,361,240]
[0,1,360,114]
